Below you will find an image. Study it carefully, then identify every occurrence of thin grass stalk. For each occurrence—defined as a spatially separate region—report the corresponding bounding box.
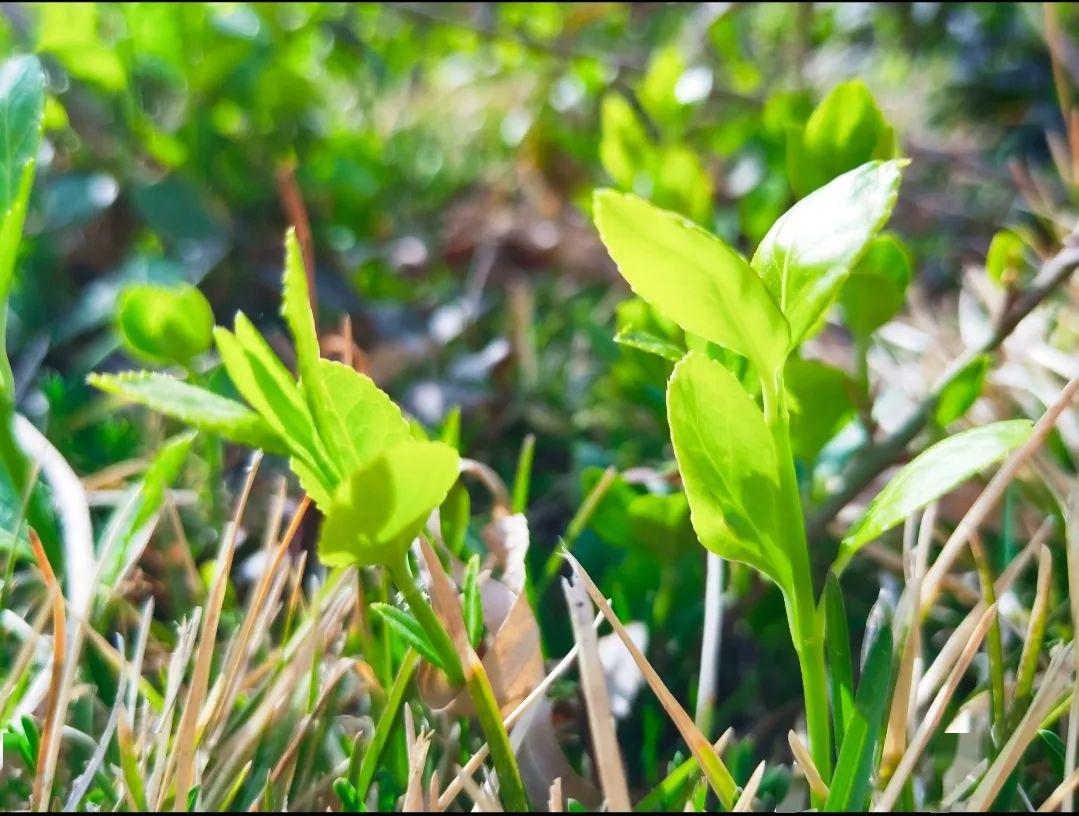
[564,551,738,809]
[874,603,997,811]
[696,551,724,739]
[563,573,632,810]
[969,533,1005,732]
[1006,544,1054,734]
[1065,492,1079,811]
[28,530,65,813]
[170,452,261,810]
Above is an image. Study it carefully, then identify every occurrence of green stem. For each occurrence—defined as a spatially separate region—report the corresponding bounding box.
[762,373,832,803]
[353,648,419,803]
[387,554,530,811]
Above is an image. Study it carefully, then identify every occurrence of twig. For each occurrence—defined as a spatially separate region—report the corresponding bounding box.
[808,238,1079,542]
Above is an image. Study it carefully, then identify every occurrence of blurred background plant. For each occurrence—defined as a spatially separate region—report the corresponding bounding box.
[3,2,1079,811]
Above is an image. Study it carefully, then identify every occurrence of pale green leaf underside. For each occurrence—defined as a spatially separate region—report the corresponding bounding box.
[214,317,333,480]
[315,359,413,472]
[594,189,790,375]
[752,160,903,347]
[667,351,789,589]
[318,440,460,568]
[88,371,287,454]
[838,419,1034,569]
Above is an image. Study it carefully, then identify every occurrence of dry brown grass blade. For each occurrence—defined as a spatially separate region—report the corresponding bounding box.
[875,602,997,811]
[548,777,563,812]
[965,644,1076,811]
[563,551,737,808]
[881,508,933,784]
[917,522,1050,706]
[403,729,434,811]
[265,659,351,790]
[436,610,604,809]
[733,760,765,812]
[562,574,632,811]
[170,452,262,811]
[1065,491,1079,811]
[788,729,828,802]
[147,610,202,808]
[28,529,65,813]
[460,773,503,812]
[201,496,311,740]
[922,374,1079,611]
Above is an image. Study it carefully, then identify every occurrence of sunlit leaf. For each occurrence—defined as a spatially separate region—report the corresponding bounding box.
[88,371,286,454]
[752,160,904,347]
[934,354,991,426]
[318,440,460,567]
[667,351,789,589]
[594,190,790,375]
[837,419,1033,571]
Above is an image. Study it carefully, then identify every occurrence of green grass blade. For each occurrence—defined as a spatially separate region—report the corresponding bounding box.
[825,623,893,811]
[824,573,855,751]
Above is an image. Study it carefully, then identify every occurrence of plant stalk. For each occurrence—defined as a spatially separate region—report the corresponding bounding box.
[762,373,832,803]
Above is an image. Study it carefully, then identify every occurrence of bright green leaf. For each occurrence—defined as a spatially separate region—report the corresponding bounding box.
[667,351,789,589]
[752,160,904,347]
[614,328,685,362]
[0,55,44,217]
[839,234,912,337]
[838,419,1033,571]
[214,317,333,480]
[986,229,1027,287]
[789,80,895,198]
[934,354,991,426]
[310,359,412,474]
[825,623,893,811]
[317,440,460,568]
[117,284,214,365]
[88,371,287,454]
[785,357,856,462]
[594,190,790,375]
[370,603,445,670]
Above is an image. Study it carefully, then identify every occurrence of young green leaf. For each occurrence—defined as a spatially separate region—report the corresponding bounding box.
[309,359,412,473]
[0,55,44,219]
[986,229,1028,287]
[934,354,991,426]
[788,80,895,198]
[117,283,214,365]
[666,351,789,589]
[825,624,893,811]
[614,328,686,362]
[752,160,904,347]
[824,573,855,750]
[88,372,287,454]
[317,440,460,568]
[837,419,1034,571]
[129,430,196,535]
[370,602,446,670]
[594,190,790,375]
[839,234,912,337]
[785,357,856,461]
[214,316,333,479]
